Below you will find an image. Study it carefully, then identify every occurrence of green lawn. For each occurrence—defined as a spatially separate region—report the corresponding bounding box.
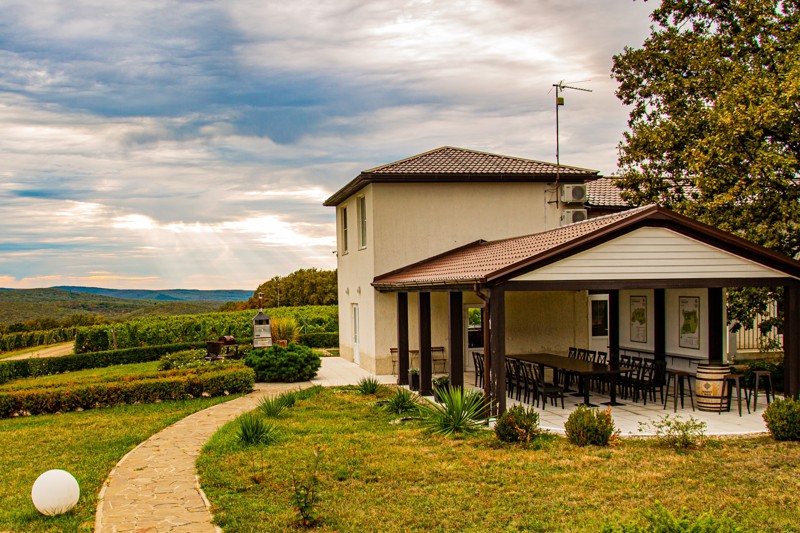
[0,361,161,391]
[199,387,800,532]
[0,396,238,532]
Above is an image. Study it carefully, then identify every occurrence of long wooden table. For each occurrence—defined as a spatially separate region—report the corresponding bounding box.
[508,353,626,407]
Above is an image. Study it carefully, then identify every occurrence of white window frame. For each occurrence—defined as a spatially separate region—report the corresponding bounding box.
[357,195,367,249]
[340,206,349,255]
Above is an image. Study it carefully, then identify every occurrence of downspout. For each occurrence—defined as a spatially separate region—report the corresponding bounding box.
[474,284,491,400]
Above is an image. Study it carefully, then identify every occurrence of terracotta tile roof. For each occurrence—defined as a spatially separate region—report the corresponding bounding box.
[373,206,652,289]
[324,146,600,206]
[366,146,597,176]
[586,177,628,207]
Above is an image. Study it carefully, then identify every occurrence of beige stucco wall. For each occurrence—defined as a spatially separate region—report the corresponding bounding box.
[372,182,562,275]
[334,180,566,373]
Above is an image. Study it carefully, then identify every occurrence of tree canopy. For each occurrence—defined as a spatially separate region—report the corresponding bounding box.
[227,268,337,310]
[612,0,800,327]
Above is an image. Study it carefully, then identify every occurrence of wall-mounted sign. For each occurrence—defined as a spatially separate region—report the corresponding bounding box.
[630,296,647,343]
[679,296,700,349]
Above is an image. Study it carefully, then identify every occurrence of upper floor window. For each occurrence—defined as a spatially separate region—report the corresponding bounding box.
[341,206,349,254]
[358,196,367,249]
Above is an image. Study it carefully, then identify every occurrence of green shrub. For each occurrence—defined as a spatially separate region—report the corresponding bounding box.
[564,405,619,447]
[418,386,489,437]
[0,342,200,384]
[494,404,540,443]
[602,501,744,532]
[244,344,321,382]
[237,413,279,446]
[763,397,800,441]
[0,366,254,418]
[377,387,419,414]
[298,332,338,348]
[355,376,383,395]
[638,415,707,449]
[158,349,208,370]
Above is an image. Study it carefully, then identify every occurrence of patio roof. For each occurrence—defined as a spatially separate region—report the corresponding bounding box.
[323,146,600,206]
[373,205,800,291]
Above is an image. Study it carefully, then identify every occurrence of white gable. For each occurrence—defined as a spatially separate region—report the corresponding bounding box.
[512,227,792,282]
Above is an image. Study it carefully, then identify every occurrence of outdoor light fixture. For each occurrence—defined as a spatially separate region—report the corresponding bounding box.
[31,469,80,516]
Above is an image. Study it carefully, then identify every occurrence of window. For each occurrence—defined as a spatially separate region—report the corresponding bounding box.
[357,196,367,249]
[341,207,348,254]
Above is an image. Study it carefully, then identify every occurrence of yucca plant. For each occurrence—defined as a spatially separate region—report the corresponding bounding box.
[355,376,383,395]
[237,413,279,445]
[280,390,299,408]
[258,390,299,417]
[418,386,490,437]
[377,387,419,414]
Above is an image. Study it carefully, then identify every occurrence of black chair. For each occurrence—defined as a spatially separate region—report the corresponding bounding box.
[471,351,484,388]
[519,362,538,405]
[532,364,565,410]
[505,359,520,399]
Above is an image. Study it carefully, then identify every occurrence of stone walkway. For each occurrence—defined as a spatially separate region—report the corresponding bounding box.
[94,357,395,532]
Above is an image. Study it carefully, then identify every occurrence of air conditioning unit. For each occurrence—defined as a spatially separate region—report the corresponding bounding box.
[560,183,587,204]
[561,209,588,226]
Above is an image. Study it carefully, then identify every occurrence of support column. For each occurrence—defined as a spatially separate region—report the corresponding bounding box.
[654,289,666,364]
[784,283,800,398]
[419,292,433,396]
[448,291,464,388]
[608,290,620,367]
[489,287,506,415]
[708,287,724,363]
[397,292,409,385]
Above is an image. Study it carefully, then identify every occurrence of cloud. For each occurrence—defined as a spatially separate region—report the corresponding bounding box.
[0,0,656,289]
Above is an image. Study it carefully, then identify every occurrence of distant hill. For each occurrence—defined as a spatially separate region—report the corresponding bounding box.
[54,286,251,302]
[0,288,228,326]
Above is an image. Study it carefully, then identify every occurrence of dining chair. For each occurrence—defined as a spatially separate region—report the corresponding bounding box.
[519,362,538,405]
[431,346,447,373]
[533,364,565,410]
[390,348,399,374]
[471,351,484,388]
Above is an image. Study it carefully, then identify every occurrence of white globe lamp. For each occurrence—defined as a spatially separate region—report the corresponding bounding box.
[31,469,80,516]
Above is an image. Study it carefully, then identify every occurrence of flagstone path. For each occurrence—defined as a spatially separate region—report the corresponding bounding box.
[94,357,395,532]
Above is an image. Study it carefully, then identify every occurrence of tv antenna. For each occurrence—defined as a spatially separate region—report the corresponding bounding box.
[552,81,592,202]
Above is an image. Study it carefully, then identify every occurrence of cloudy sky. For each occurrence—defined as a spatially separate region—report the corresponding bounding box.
[0,0,654,290]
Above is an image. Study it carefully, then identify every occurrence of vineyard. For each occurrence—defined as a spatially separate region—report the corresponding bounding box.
[0,306,339,354]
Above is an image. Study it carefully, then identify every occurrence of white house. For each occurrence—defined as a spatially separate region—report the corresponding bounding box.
[325,146,800,408]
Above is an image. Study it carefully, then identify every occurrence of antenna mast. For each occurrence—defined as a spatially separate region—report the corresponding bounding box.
[553,81,592,204]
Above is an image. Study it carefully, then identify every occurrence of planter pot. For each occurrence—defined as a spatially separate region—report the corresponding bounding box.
[276,339,288,347]
[409,372,419,391]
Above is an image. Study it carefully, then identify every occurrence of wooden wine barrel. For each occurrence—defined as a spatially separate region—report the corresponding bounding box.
[695,364,730,412]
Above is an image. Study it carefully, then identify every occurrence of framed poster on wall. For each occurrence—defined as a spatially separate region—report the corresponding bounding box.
[630,296,647,343]
[679,296,700,349]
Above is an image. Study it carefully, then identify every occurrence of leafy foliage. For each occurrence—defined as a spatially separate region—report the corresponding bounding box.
[355,376,383,395]
[639,415,707,450]
[157,349,208,370]
[244,344,321,382]
[270,316,300,343]
[564,405,619,447]
[494,404,541,444]
[233,268,337,310]
[763,397,800,441]
[377,387,420,414]
[0,366,254,417]
[612,0,800,326]
[418,386,489,437]
[291,449,322,528]
[73,305,337,353]
[237,413,279,446]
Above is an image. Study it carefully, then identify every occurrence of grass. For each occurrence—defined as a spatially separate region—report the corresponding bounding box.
[0,395,238,532]
[199,387,800,532]
[0,361,162,391]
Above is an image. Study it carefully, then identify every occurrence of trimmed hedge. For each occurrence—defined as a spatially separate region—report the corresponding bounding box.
[0,327,76,353]
[0,342,200,385]
[0,366,254,418]
[299,332,338,348]
[245,343,321,382]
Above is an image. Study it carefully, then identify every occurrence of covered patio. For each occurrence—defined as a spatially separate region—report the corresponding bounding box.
[373,206,800,427]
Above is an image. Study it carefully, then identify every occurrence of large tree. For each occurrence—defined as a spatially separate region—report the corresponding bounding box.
[612,0,800,331]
